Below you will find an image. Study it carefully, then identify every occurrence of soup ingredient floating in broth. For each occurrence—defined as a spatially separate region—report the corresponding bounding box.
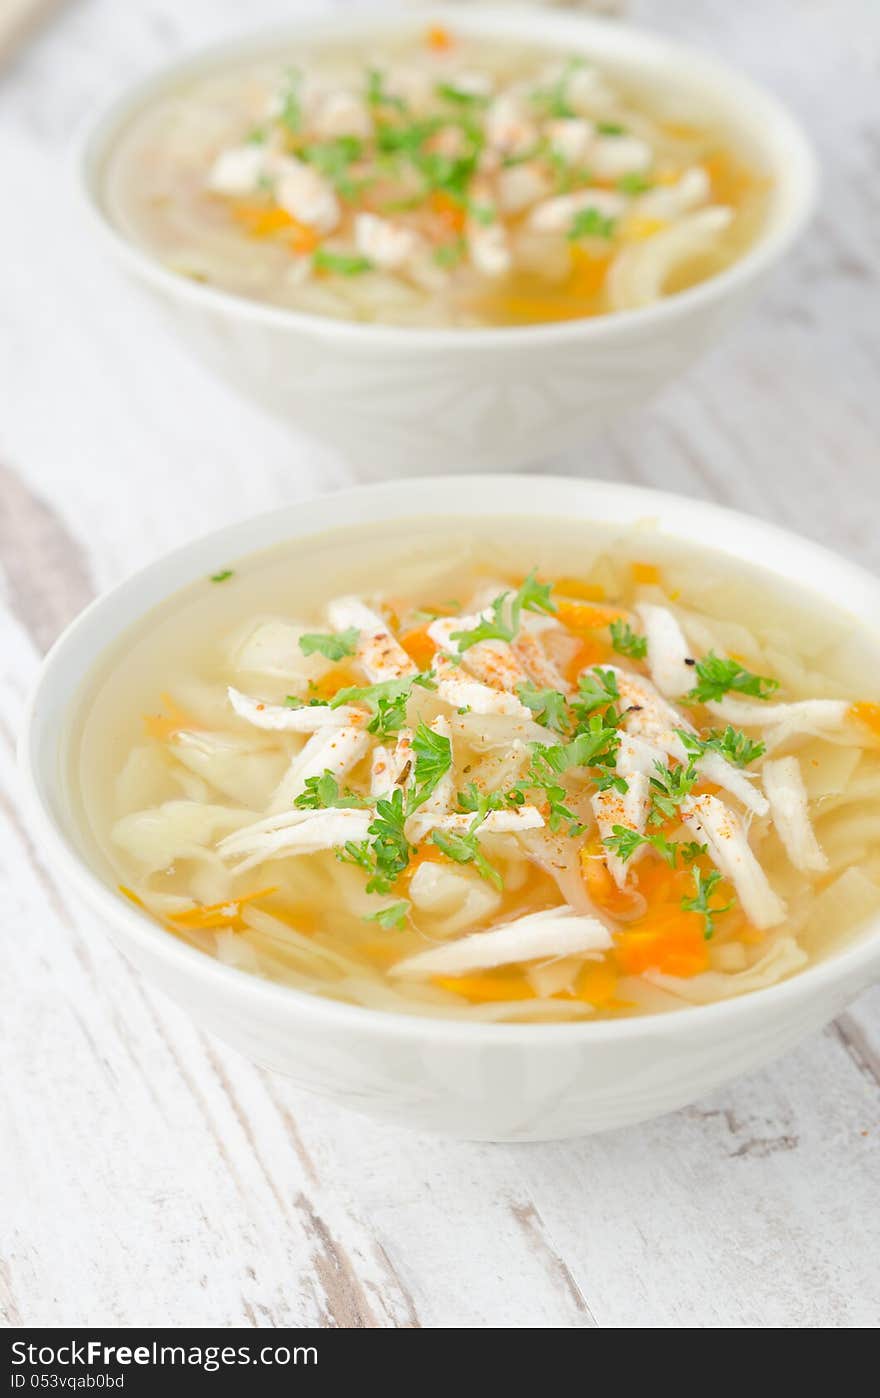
[99,550,880,1022]
[104,27,769,326]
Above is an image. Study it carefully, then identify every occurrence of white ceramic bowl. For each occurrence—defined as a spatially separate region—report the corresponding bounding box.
[77,6,817,478]
[20,476,880,1141]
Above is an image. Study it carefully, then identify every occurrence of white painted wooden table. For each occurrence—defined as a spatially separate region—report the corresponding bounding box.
[1,0,879,1329]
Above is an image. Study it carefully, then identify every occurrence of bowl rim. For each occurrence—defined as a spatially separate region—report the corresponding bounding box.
[19,473,880,1044]
[75,3,819,351]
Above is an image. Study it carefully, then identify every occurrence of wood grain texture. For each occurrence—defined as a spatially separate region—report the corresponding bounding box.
[1,0,878,1329]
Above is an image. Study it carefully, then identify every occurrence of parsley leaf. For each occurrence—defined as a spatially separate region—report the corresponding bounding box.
[433,237,467,268]
[356,789,414,894]
[680,840,708,864]
[516,569,557,618]
[677,725,766,768]
[278,70,303,133]
[648,761,698,825]
[364,899,410,930]
[568,207,616,240]
[293,771,366,811]
[436,82,489,109]
[301,136,364,196]
[570,667,620,724]
[450,570,555,653]
[456,782,506,820]
[685,652,779,705]
[313,249,373,276]
[330,673,436,738]
[516,683,570,734]
[597,121,626,135]
[450,592,515,651]
[431,821,503,890]
[617,171,652,194]
[298,627,360,661]
[210,569,235,583]
[407,722,453,813]
[681,868,733,939]
[609,618,648,660]
[366,68,408,113]
[603,824,678,867]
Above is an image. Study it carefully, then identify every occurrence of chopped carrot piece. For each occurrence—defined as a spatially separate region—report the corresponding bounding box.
[851,701,880,740]
[433,972,536,1002]
[169,886,278,930]
[425,24,453,51]
[631,561,661,585]
[398,623,437,670]
[615,910,709,978]
[310,661,360,700]
[569,244,611,296]
[565,636,611,684]
[232,203,291,237]
[556,599,624,633]
[143,693,195,741]
[554,577,606,602]
[572,958,618,1007]
[579,842,643,919]
[405,843,446,875]
[231,202,318,252]
[429,189,467,233]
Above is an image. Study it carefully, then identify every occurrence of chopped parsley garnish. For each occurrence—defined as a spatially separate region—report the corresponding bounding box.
[648,760,698,825]
[609,618,648,660]
[339,788,413,894]
[209,569,234,583]
[301,136,364,196]
[313,249,373,276]
[529,58,585,120]
[680,841,708,864]
[533,719,620,776]
[407,722,453,813]
[603,825,678,868]
[597,121,626,136]
[366,68,408,113]
[431,819,503,890]
[456,783,506,820]
[435,82,489,108]
[617,171,652,194]
[515,683,570,734]
[278,70,303,133]
[450,570,555,652]
[298,626,359,661]
[330,673,436,738]
[433,237,467,268]
[681,868,733,940]
[570,667,620,724]
[678,725,765,768]
[283,694,329,709]
[568,207,616,240]
[684,652,779,705]
[293,771,367,811]
[364,899,410,930]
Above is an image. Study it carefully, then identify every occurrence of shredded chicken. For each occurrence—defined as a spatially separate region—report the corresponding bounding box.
[391,907,612,978]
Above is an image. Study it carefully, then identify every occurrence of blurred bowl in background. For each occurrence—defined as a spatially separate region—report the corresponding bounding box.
[78,6,817,478]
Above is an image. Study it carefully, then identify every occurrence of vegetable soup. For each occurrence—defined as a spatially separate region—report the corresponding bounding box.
[75,518,880,1022]
[101,26,770,327]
